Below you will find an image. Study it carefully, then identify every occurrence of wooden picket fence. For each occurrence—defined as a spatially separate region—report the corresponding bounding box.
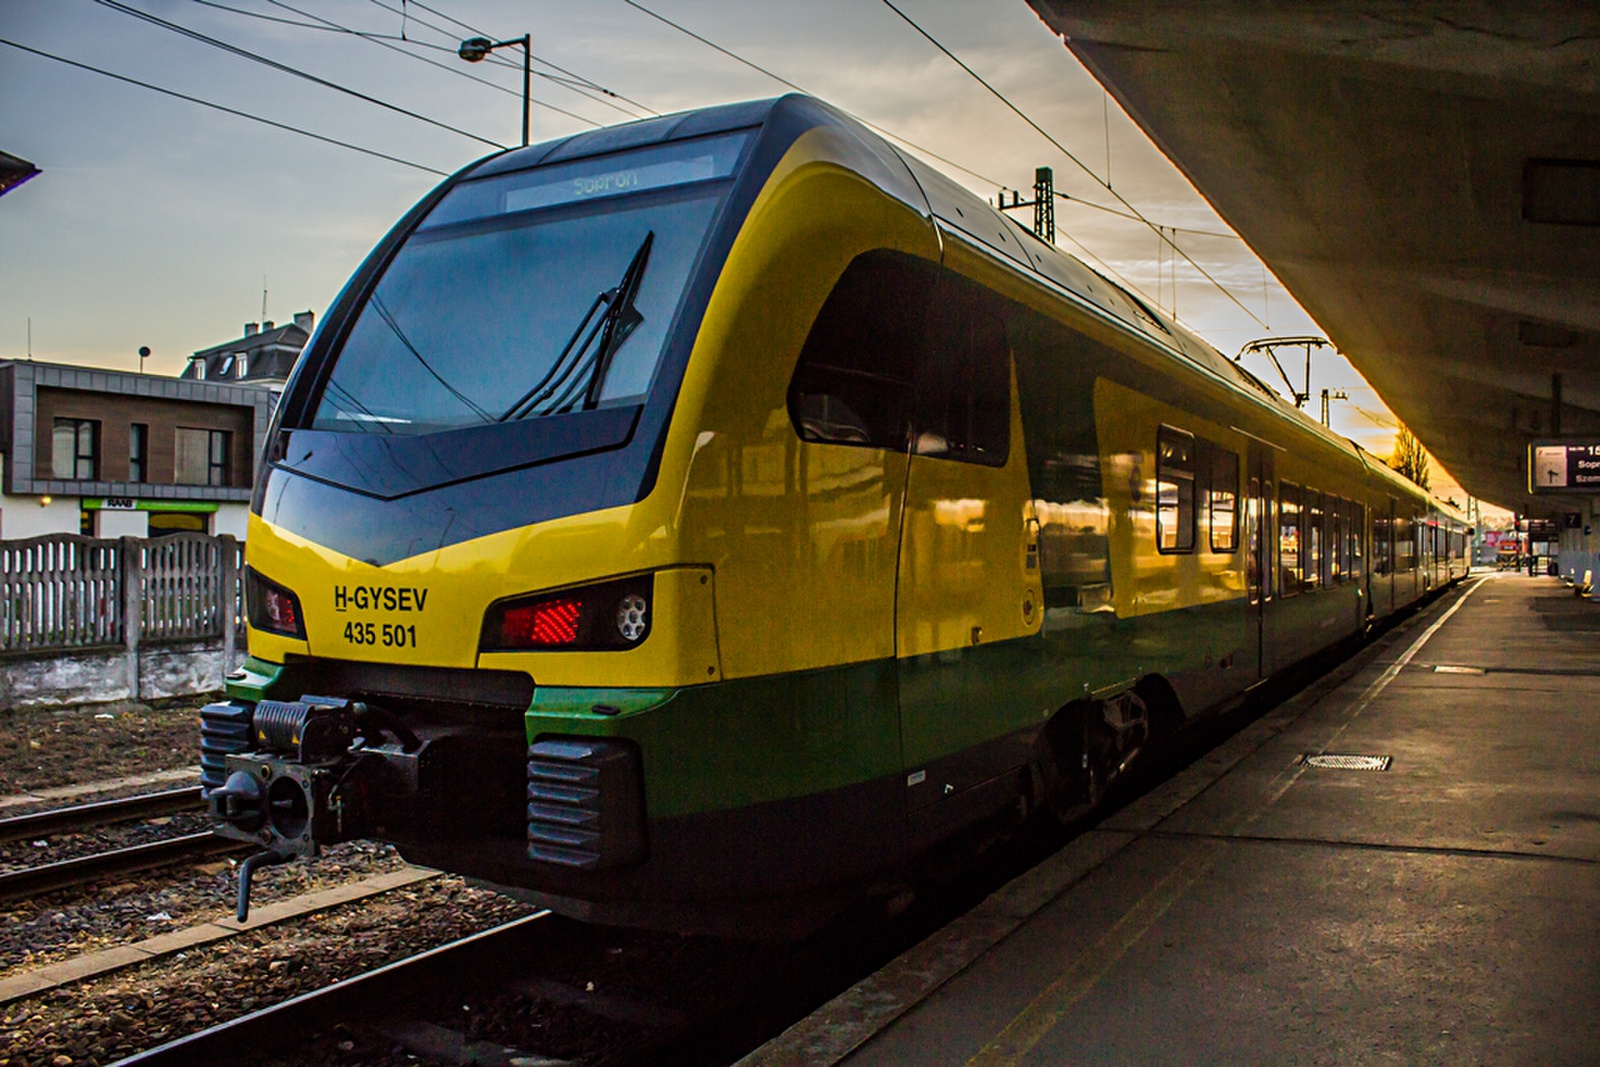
[0,533,242,654]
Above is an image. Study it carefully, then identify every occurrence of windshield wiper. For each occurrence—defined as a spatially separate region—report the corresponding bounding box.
[499,231,654,421]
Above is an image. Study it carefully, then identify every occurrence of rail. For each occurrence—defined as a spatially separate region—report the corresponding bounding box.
[0,833,244,902]
[0,787,203,844]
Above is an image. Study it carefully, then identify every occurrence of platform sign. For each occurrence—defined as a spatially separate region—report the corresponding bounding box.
[1529,440,1600,493]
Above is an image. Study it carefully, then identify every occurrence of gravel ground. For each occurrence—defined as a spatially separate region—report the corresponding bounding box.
[0,812,216,873]
[0,839,409,979]
[0,700,205,800]
[0,876,540,1067]
[0,700,542,1065]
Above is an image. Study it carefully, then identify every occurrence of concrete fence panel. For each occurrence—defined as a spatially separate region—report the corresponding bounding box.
[0,532,243,710]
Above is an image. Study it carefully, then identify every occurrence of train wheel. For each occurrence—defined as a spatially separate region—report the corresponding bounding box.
[1036,701,1121,826]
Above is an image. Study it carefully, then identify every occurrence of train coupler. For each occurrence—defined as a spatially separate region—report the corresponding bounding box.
[205,697,425,859]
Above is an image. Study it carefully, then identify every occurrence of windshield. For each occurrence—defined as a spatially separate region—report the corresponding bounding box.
[310,132,748,436]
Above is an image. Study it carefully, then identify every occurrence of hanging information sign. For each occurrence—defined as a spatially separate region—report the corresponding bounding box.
[1529,440,1600,493]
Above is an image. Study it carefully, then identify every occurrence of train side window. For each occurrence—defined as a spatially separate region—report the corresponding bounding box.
[787,250,932,450]
[1321,494,1333,587]
[1373,502,1392,576]
[1279,481,1301,595]
[1306,490,1323,591]
[1246,476,1262,600]
[1156,426,1196,553]
[913,272,1011,466]
[1329,497,1344,583]
[1209,446,1239,553]
[1339,498,1352,582]
[1351,501,1365,579]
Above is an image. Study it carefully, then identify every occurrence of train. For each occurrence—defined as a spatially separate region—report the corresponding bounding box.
[201,94,1471,934]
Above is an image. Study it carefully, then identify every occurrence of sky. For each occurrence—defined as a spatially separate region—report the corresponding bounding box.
[0,0,1482,508]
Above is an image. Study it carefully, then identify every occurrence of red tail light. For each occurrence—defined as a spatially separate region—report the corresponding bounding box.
[502,597,582,647]
[481,575,652,652]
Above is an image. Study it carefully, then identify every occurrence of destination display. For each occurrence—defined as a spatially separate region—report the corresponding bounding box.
[1529,440,1600,493]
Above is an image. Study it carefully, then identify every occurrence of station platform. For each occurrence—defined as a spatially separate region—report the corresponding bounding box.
[743,573,1600,1066]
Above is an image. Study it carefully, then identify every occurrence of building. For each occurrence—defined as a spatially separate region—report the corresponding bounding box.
[180,310,314,393]
[0,360,272,540]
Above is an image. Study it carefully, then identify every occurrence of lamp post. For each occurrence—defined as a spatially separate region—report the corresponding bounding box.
[458,34,531,147]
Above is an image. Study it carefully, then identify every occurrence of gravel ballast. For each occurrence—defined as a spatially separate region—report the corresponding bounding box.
[0,700,547,1065]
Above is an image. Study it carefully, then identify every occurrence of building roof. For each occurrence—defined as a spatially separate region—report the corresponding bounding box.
[191,319,308,361]
[185,312,313,385]
[0,150,40,199]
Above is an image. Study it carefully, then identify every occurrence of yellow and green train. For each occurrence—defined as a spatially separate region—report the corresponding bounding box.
[203,95,1470,932]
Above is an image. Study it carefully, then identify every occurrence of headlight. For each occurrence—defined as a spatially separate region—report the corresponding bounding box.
[480,575,652,652]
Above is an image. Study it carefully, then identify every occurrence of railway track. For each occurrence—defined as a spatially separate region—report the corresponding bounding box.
[0,786,245,902]
[106,886,924,1066]
[0,786,201,843]
[114,912,564,1065]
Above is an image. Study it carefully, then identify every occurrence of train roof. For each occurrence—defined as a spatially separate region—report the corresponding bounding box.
[455,95,1452,513]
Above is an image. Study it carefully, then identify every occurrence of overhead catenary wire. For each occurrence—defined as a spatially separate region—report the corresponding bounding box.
[1057,190,1241,240]
[617,0,1245,326]
[188,0,602,126]
[0,37,448,175]
[618,0,1006,193]
[93,0,507,149]
[240,0,606,129]
[876,0,1269,331]
[366,0,658,119]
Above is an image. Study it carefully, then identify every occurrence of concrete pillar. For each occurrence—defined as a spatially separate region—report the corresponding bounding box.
[120,536,143,699]
[219,534,238,671]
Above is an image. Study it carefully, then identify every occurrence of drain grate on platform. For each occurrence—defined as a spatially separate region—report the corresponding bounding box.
[1301,753,1392,771]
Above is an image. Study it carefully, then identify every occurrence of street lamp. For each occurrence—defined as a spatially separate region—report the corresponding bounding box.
[458,34,531,148]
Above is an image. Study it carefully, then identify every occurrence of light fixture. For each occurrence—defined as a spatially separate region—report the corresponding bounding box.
[457,33,531,147]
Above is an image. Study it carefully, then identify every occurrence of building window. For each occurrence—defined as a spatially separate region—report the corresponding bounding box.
[1156,426,1196,553]
[148,511,207,536]
[51,418,99,480]
[209,430,230,485]
[175,428,231,486]
[192,359,207,381]
[129,423,149,483]
[237,353,249,378]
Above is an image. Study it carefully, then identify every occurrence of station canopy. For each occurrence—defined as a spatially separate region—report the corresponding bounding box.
[1029,1,1600,515]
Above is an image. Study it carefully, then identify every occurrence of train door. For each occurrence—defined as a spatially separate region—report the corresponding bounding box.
[1245,445,1270,682]
[894,279,1040,843]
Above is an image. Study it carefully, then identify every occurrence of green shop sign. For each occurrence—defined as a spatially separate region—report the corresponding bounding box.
[82,497,219,513]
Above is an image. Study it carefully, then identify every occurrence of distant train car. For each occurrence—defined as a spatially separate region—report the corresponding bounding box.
[202,95,1467,933]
